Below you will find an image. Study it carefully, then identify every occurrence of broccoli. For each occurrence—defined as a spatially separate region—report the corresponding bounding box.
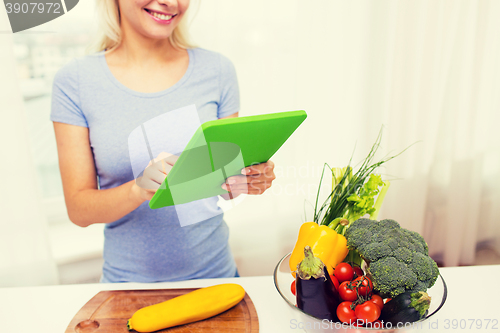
[344,218,439,298]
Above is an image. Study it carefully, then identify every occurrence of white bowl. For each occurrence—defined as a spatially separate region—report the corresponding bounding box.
[273,253,447,333]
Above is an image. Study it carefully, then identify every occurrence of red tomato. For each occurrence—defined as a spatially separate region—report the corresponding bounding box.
[334,263,354,283]
[353,276,373,296]
[336,301,357,324]
[291,280,296,296]
[338,281,357,301]
[353,266,364,278]
[384,298,392,304]
[370,294,384,310]
[371,320,384,329]
[329,274,340,291]
[355,301,381,323]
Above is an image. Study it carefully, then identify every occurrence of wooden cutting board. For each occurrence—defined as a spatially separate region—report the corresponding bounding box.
[65,288,259,333]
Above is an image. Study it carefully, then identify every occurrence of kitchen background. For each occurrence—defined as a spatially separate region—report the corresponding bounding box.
[1,0,499,287]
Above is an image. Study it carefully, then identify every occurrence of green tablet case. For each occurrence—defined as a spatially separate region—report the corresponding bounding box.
[149,110,307,209]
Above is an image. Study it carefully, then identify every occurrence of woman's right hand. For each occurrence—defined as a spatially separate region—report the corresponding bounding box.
[131,152,178,202]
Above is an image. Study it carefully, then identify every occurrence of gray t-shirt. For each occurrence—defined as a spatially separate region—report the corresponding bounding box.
[51,48,239,282]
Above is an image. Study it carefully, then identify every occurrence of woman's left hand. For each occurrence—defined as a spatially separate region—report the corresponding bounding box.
[221,160,276,199]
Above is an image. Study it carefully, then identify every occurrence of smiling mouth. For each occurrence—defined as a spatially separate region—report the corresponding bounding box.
[144,9,177,21]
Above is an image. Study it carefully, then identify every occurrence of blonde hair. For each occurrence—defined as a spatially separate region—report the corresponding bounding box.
[91,0,196,52]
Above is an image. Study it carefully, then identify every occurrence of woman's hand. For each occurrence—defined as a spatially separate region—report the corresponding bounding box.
[132,152,178,201]
[221,160,276,199]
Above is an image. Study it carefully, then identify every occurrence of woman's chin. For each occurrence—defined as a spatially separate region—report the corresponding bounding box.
[139,17,178,41]
[140,29,175,42]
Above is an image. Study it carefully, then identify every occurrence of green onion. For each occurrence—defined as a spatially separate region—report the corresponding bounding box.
[312,129,408,231]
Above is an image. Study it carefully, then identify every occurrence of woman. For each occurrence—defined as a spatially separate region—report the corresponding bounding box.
[51,0,275,283]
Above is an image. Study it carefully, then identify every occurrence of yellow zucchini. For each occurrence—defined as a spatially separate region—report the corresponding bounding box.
[127,283,246,332]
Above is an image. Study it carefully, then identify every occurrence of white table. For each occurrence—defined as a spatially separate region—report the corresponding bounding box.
[1,265,499,333]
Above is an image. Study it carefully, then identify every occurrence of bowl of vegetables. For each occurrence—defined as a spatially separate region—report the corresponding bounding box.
[274,133,447,332]
[274,252,447,333]
[273,219,448,333]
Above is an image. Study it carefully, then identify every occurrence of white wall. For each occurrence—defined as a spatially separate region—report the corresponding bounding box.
[0,7,59,286]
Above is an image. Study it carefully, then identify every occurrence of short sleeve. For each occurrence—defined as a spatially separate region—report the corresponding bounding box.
[50,59,88,127]
[217,55,240,118]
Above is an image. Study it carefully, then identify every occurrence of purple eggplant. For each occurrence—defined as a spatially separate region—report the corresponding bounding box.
[296,246,339,321]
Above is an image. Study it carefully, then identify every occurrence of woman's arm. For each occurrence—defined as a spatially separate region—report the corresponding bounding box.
[54,122,159,227]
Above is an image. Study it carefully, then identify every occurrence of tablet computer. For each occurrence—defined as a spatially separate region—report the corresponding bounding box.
[149,110,307,209]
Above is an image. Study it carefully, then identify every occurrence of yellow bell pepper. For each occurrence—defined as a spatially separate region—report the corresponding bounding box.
[289,222,349,276]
